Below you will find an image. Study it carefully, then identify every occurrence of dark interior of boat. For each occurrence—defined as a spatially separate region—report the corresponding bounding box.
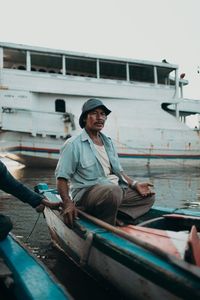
[0,257,16,300]
[117,210,200,232]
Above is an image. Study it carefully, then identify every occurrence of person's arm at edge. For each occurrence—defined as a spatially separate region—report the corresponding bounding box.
[0,161,61,211]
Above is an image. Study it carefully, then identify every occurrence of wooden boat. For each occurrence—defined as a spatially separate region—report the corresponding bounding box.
[37,183,200,300]
[0,233,71,300]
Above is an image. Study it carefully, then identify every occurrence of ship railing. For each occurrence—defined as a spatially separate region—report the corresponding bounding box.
[0,107,74,136]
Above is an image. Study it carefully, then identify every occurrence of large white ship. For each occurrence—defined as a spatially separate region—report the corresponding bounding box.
[0,42,200,168]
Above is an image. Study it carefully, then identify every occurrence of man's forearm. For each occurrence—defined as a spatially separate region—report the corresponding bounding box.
[121,172,133,186]
[57,178,77,227]
[56,178,72,206]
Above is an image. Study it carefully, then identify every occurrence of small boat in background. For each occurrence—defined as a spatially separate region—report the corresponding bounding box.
[0,233,71,300]
[36,183,200,300]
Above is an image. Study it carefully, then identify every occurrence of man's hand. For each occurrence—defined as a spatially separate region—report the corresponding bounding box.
[35,198,62,213]
[61,201,78,228]
[56,178,78,228]
[135,182,155,198]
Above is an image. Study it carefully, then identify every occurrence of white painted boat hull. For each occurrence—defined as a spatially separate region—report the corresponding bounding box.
[1,129,200,168]
[44,208,184,300]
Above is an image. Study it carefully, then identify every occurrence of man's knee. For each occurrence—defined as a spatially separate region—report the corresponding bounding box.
[139,194,155,209]
[0,214,13,241]
[107,185,123,206]
[148,194,155,206]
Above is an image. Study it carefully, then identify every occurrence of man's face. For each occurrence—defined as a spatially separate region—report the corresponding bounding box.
[85,107,107,132]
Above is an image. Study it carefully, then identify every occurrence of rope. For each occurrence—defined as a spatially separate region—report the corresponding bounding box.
[25,213,41,243]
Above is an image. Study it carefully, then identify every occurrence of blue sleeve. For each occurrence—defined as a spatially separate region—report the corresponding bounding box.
[0,161,43,208]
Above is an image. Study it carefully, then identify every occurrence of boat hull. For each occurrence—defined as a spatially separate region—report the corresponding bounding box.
[42,200,200,300]
[44,208,182,300]
[0,233,71,300]
[1,131,200,168]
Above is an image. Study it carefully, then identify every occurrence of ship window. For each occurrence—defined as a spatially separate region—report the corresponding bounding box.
[31,52,62,74]
[157,67,175,85]
[66,57,96,78]
[55,99,66,112]
[99,60,126,80]
[129,64,154,83]
[3,48,26,69]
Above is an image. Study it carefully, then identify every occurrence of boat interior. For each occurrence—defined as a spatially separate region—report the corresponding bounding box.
[117,210,200,267]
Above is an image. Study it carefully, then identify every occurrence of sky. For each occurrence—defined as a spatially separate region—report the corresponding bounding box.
[0,0,200,101]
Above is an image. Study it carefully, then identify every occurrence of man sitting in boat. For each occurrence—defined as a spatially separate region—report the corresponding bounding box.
[0,160,62,240]
[56,98,155,227]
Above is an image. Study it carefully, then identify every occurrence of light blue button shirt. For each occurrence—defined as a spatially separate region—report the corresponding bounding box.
[55,129,128,201]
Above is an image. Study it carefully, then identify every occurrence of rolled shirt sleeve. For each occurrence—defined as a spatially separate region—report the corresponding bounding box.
[55,140,77,181]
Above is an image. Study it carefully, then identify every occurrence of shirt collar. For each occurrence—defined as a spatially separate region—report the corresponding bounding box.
[81,128,110,142]
[81,128,90,141]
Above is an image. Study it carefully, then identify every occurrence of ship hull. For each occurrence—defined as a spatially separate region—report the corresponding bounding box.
[1,131,200,168]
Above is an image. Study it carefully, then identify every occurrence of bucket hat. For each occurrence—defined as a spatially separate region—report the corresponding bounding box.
[79,98,111,128]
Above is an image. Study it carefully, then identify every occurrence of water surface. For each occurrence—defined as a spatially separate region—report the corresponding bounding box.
[0,162,200,299]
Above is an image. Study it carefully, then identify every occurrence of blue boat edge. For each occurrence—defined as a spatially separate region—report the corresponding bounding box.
[0,233,72,300]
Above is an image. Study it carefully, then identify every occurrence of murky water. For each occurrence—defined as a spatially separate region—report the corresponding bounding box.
[0,160,200,299]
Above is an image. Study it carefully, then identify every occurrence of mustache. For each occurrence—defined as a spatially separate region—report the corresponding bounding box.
[95,121,105,125]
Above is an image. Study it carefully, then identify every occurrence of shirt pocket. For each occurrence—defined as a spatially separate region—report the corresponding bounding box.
[79,156,97,180]
[80,157,96,168]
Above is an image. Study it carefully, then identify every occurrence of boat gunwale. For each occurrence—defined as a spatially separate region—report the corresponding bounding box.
[0,233,71,300]
[45,207,200,299]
